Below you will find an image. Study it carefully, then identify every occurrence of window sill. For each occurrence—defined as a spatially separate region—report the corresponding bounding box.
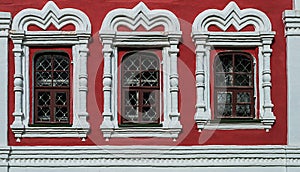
[202,122,270,131]
[11,126,89,142]
[102,126,181,141]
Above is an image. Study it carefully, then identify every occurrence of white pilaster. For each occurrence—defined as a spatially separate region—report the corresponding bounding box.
[0,12,11,146]
[283,10,300,145]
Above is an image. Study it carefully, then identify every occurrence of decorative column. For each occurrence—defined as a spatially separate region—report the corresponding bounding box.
[0,12,11,146]
[100,34,115,140]
[261,34,276,132]
[193,34,210,132]
[167,34,182,130]
[10,32,25,142]
[75,36,90,134]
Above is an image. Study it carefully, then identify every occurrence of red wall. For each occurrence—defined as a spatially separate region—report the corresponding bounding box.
[1,0,291,146]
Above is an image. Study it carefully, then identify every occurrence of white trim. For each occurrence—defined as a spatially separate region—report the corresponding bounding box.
[191,1,276,132]
[0,12,11,147]
[2,145,300,168]
[283,10,300,145]
[10,1,91,141]
[99,2,182,140]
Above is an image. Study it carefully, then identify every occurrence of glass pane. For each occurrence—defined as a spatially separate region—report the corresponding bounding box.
[37,92,51,106]
[143,92,156,105]
[215,55,233,72]
[234,55,251,73]
[215,73,233,86]
[36,55,52,71]
[53,71,69,86]
[217,92,232,104]
[36,71,52,86]
[54,56,69,71]
[123,106,139,122]
[123,71,140,86]
[124,91,139,106]
[142,106,158,122]
[123,56,140,71]
[141,57,158,70]
[141,71,159,86]
[55,92,67,105]
[236,105,251,117]
[217,104,232,117]
[37,107,50,121]
[234,74,252,86]
[55,107,69,122]
[237,92,251,103]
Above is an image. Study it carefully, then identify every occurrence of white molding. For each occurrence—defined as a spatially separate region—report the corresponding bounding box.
[10,1,91,141]
[99,2,182,140]
[0,12,11,147]
[283,10,300,145]
[191,1,276,132]
[2,145,300,168]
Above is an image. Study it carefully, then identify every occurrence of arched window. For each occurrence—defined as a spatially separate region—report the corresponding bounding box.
[121,52,160,125]
[34,52,70,124]
[214,52,254,119]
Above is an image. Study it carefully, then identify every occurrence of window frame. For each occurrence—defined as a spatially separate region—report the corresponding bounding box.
[99,2,182,140]
[213,52,255,119]
[120,51,161,126]
[191,2,276,132]
[33,51,71,124]
[10,1,91,141]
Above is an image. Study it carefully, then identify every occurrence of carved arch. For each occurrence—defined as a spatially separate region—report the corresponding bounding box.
[192,1,272,32]
[12,1,91,32]
[100,2,180,32]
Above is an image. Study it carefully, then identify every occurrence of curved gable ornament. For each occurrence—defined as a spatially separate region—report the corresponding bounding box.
[12,1,91,33]
[100,2,180,33]
[192,1,272,32]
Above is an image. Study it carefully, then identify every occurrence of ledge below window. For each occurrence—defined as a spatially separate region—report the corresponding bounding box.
[101,127,182,141]
[11,126,89,142]
[201,120,271,131]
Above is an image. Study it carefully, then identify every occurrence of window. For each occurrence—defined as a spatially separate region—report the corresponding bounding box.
[192,2,276,131]
[121,52,160,125]
[34,52,70,124]
[10,1,91,141]
[99,2,182,140]
[214,52,254,119]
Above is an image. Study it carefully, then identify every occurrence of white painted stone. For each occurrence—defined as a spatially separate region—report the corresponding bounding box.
[99,2,182,140]
[0,12,11,147]
[191,1,276,131]
[283,10,300,145]
[10,1,91,141]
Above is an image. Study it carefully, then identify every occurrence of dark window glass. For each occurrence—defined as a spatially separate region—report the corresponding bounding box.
[34,52,70,124]
[214,52,254,119]
[121,52,160,124]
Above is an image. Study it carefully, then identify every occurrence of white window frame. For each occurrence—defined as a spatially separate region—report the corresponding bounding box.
[10,1,91,141]
[191,1,276,132]
[99,2,182,140]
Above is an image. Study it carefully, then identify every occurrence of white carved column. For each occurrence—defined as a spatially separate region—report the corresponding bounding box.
[10,33,25,141]
[75,37,90,132]
[194,35,210,131]
[0,12,11,146]
[167,35,182,130]
[261,35,276,131]
[100,35,114,140]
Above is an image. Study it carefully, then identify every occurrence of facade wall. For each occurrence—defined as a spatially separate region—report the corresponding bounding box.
[1,0,300,171]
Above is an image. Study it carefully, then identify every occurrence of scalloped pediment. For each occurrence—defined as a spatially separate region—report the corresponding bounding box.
[192,1,272,32]
[100,2,180,33]
[12,1,91,33]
